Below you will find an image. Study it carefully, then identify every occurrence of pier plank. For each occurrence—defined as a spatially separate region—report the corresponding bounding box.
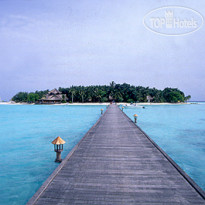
[28,105,205,205]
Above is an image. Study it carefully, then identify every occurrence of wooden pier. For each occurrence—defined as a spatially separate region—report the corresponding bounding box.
[28,105,205,205]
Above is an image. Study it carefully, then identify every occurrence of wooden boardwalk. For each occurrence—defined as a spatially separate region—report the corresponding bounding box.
[28,105,205,205]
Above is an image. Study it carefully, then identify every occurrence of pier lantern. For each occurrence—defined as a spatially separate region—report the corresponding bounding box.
[122,106,124,112]
[134,114,138,124]
[52,136,66,163]
[101,109,103,114]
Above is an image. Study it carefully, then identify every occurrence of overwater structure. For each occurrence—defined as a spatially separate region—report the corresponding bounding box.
[28,105,205,204]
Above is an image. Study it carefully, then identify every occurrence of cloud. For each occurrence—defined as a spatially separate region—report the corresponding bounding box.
[0,0,205,100]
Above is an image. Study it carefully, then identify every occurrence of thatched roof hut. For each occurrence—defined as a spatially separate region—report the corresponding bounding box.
[37,89,67,104]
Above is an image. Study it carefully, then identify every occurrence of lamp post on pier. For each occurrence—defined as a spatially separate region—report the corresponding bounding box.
[52,136,66,163]
[134,114,138,124]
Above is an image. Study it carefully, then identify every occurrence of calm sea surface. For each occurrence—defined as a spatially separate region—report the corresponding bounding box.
[124,103,205,192]
[0,104,205,204]
[0,105,106,205]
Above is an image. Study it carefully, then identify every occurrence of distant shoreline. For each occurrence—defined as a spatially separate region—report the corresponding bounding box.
[0,102,196,106]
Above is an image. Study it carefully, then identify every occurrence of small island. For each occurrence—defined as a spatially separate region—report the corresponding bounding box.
[11,82,191,104]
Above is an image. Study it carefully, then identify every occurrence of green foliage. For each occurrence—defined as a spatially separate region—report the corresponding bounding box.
[61,94,66,103]
[127,99,134,103]
[12,90,48,103]
[101,97,108,102]
[12,92,28,102]
[185,95,191,102]
[12,82,189,103]
[162,88,185,103]
[34,90,49,99]
[27,93,39,103]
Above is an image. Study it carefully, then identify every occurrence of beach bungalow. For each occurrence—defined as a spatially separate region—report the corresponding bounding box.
[37,89,67,104]
[109,95,113,102]
[146,95,153,103]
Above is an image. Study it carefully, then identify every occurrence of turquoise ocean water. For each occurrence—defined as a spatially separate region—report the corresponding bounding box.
[123,103,205,191]
[0,104,205,204]
[0,105,106,205]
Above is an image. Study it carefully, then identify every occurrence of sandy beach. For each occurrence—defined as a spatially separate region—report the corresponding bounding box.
[0,102,193,106]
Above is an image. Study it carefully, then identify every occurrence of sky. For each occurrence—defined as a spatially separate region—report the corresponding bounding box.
[0,0,205,101]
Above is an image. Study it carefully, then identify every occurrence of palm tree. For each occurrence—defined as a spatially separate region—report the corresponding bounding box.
[185,95,191,102]
[114,91,123,102]
[12,82,188,104]
[69,89,75,103]
[79,90,85,103]
[110,81,116,89]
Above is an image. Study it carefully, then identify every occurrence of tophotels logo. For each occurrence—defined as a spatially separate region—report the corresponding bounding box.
[152,10,197,29]
[143,6,204,36]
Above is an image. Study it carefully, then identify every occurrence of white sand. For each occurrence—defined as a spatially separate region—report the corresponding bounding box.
[0,102,192,106]
[0,101,33,105]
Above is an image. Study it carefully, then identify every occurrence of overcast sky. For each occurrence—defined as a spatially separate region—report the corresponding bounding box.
[0,0,205,101]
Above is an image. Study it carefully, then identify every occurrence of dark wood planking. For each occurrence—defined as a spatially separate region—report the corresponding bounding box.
[27,105,205,205]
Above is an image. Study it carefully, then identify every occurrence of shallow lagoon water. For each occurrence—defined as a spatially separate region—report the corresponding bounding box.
[1,104,205,204]
[124,104,205,191]
[0,105,105,205]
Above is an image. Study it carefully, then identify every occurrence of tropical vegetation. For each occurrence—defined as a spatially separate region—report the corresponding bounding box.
[12,82,191,103]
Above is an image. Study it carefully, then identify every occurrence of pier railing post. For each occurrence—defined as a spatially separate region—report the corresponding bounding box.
[56,151,62,162]
[52,136,66,163]
[134,114,138,123]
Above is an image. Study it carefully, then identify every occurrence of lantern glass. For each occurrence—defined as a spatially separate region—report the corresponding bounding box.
[54,144,57,151]
[59,144,63,150]
[54,144,63,152]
